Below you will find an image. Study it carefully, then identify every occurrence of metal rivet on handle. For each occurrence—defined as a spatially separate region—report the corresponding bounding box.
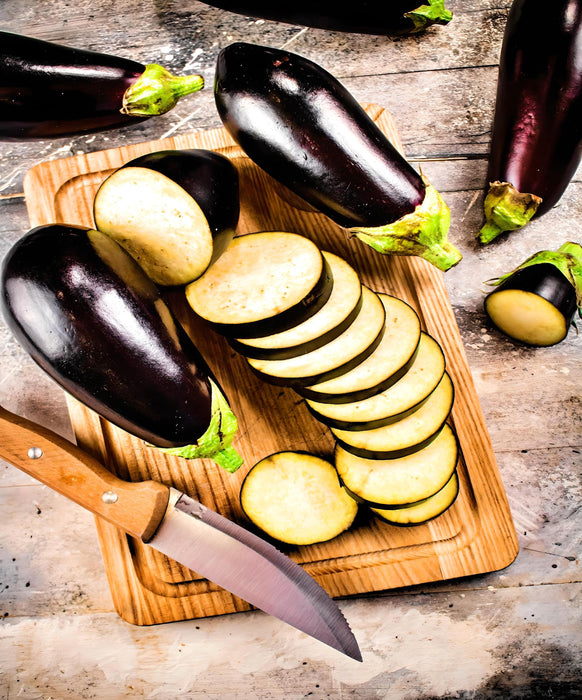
[27,447,43,459]
[102,491,119,504]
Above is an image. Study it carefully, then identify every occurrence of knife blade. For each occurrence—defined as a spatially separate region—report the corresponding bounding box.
[0,404,361,661]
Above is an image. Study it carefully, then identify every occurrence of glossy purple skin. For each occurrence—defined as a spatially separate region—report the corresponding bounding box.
[201,1,435,35]
[0,31,145,139]
[0,225,217,448]
[486,0,582,216]
[120,149,240,264]
[214,42,425,229]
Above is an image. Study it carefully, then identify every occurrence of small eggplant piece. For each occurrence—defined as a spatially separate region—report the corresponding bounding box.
[484,241,582,346]
[0,31,204,140]
[214,42,461,271]
[478,0,582,243]
[200,1,453,36]
[93,149,239,286]
[0,224,242,472]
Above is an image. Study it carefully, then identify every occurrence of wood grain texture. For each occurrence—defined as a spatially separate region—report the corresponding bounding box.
[22,104,518,625]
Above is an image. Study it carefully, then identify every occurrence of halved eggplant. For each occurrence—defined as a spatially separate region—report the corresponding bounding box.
[306,332,446,431]
[371,470,459,526]
[246,286,386,387]
[240,451,358,545]
[185,231,333,337]
[297,294,421,404]
[93,149,239,286]
[214,42,461,271]
[0,224,242,471]
[332,372,454,459]
[334,423,458,507]
[484,242,582,346]
[229,251,362,360]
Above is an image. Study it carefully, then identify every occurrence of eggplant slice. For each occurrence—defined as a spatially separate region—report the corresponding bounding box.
[185,231,333,337]
[240,451,358,545]
[297,294,421,403]
[246,286,386,387]
[230,251,363,359]
[332,372,454,459]
[335,423,458,507]
[306,332,446,430]
[371,471,459,526]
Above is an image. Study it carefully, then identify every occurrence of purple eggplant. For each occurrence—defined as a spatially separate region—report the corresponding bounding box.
[214,42,460,271]
[479,0,582,244]
[0,31,204,140]
[484,241,582,346]
[200,1,453,35]
[93,149,239,286]
[0,224,242,471]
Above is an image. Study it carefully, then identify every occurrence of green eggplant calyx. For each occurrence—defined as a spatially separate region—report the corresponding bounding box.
[352,181,462,271]
[487,241,582,314]
[160,379,243,472]
[478,181,542,245]
[121,64,204,117]
[404,0,453,32]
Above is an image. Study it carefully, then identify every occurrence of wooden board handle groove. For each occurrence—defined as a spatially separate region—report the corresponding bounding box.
[0,405,169,542]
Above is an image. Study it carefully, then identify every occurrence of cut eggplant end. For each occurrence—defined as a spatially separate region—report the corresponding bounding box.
[240,451,358,545]
[405,0,454,32]
[335,423,458,507]
[297,294,422,403]
[331,372,454,459]
[159,380,243,472]
[121,63,204,117]
[246,286,386,387]
[231,251,363,359]
[485,289,569,346]
[371,471,459,526]
[185,231,332,337]
[352,182,461,271]
[478,181,542,244]
[94,166,214,286]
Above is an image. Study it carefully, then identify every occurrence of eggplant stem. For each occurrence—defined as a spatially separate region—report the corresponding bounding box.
[159,379,243,472]
[352,181,462,272]
[121,64,204,117]
[478,181,542,244]
[404,0,453,32]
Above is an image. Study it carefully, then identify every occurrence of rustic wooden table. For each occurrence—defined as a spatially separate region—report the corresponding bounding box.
[0,1,580,698]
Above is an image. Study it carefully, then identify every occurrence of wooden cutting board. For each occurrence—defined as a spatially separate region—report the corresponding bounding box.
[22,104,519,625]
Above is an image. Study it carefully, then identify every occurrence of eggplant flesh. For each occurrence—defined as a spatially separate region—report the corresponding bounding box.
[0,31,203,139]
[479,0,582,243]
[0,224,241,471]
[214,42,460,271]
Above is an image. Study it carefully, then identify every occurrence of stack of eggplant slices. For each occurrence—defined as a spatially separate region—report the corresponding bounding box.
[186,230,459,528]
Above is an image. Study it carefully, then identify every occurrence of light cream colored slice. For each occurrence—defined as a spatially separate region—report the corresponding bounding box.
[307,332,445,424]
[185,231,324,325]
[240,451,358,545]
[94,166,213,286]
[235,251,362,351]
[332,372,454,455]
[247,286,385,381]
[485,289,567,346]
[372,471,459,525]
[301,294,421,397]
[335,423,458,506]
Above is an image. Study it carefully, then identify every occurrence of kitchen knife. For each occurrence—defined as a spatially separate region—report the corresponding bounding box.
[0,404,361,661]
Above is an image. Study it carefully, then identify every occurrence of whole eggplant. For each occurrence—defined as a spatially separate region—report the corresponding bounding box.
[214,42,460,271]
[0,224,242,472]
[200,0,453,35]
[479,0,582,244]
[0,31,204,140]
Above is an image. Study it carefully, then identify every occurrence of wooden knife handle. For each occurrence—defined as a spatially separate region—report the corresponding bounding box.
[0,405,169,542]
